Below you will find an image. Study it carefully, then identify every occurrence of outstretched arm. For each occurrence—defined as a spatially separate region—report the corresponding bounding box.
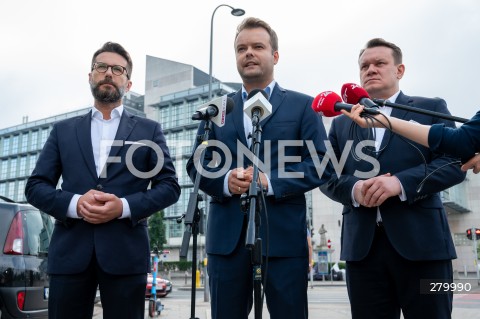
[341,104,431,147]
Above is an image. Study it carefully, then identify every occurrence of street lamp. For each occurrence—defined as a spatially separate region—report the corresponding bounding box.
[204,7,245,303]
[208,4,245,100]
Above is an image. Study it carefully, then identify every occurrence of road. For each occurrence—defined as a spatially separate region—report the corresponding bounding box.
[92,283,480,318]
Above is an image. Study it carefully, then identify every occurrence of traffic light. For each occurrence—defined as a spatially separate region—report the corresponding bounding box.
[466,228,480,240]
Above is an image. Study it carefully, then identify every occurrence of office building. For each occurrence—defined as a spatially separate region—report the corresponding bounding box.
[1,55,478,274]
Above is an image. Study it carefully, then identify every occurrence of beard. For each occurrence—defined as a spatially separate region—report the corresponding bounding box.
[90,78,125,103]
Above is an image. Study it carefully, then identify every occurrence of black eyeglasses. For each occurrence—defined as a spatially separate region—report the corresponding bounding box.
[92,62,129,79]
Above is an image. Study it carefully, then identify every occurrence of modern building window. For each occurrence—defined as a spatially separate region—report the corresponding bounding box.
[40,128,49,145]
[11,135,19,154]
[167,219,183,238]
[159,108,170,130]
[19,156,27,177]
[16,180,25,202]
[1,160,7,180]
[172,105,181,127]
[31,131,39,150]
[9,158,17,179]
[28,154,38,174]
[2,137,10,156]
[21,133,29,153]
[0,183,5,197]
[7,181,15,200]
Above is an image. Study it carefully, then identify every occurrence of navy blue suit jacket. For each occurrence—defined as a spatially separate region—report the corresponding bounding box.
[186,84,333,258]
[429,110,480,160]
[321,92,466,261]
[25,110,180,275]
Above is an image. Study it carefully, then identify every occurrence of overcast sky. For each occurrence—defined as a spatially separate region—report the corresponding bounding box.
[1,0,479,129]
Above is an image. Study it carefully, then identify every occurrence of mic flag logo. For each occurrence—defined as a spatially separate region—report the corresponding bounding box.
[341,83,361,103]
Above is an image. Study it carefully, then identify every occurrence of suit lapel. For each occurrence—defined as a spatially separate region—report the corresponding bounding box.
[108,110,137,160]
[232,91,249,146]
[259,83,283,127]
[76,111,98,179]
[378,91,411,156]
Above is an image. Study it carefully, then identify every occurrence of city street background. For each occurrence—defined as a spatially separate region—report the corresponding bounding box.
[92,273,480,319]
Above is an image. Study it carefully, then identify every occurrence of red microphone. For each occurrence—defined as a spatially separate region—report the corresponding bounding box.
[341,83,379,108]
[312,91,380,117]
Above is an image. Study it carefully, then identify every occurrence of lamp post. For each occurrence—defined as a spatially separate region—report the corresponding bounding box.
[203,5,244,303]
[208,4,245,100]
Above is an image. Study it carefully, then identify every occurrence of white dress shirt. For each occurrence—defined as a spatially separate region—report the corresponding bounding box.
[67,105,131,219]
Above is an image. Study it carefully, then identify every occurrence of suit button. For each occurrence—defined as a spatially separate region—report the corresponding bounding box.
[96,184,103,191]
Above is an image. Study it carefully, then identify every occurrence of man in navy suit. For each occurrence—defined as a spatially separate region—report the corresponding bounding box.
[186,17,333,319]
[25,42,180,319]
[321,38,466,319]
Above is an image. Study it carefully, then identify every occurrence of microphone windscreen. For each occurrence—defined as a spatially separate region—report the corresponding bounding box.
[312,91,342,117]
[341,83,370,105]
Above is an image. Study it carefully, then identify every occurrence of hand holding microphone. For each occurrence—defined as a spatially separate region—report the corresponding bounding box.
[341,104,386,128]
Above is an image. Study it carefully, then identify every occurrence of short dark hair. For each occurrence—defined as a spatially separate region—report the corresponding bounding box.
[359,38,403,65]
[91,42,132,79]
[235,17,278,52]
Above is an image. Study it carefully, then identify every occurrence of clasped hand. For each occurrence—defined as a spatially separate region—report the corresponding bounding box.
[354,173,401,207]
[77,189,123,224]
[228,166,268,195]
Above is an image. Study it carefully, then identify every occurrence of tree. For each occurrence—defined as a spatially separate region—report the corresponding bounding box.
[148,210,166,251]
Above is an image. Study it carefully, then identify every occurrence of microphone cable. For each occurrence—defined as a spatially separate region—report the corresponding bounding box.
[416,160,462,193]
[348,111,428,182]
[350,111,463,193]
[347,112,394,160]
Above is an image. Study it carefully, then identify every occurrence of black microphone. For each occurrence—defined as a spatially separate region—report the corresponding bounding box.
[341,83,379,108]
[243,89,272,123]
[312,91,380,117]
[192,96,234,127]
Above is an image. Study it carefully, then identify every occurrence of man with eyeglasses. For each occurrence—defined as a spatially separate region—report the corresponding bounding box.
[25,42,180,319]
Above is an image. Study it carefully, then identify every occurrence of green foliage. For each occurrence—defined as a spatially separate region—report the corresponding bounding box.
[162,261,193,271]
[148,211,166,251]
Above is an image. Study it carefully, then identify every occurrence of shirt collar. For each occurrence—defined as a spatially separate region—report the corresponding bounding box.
[91,105,124,120]
[387,91,401,104]
[241,81,275,102]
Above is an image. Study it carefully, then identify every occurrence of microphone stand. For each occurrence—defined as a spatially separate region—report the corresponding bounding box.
[243,111,264,319]
[179,120,213,319]
[372,98,469,123]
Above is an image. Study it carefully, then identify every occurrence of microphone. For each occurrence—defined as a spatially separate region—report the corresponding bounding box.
[341,83,379,108]
[192,95,234,127]
[243,89,272,123]
[312,91,380,117]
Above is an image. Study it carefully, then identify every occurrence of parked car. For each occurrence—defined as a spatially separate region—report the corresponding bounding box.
[0,196,53,318]
[312,263,344,281]
[145,274,172,298]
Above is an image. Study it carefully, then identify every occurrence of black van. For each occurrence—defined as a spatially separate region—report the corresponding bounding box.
[0,196,53,319]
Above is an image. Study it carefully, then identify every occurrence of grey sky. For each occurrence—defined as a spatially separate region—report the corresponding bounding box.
[1,0,479,129]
